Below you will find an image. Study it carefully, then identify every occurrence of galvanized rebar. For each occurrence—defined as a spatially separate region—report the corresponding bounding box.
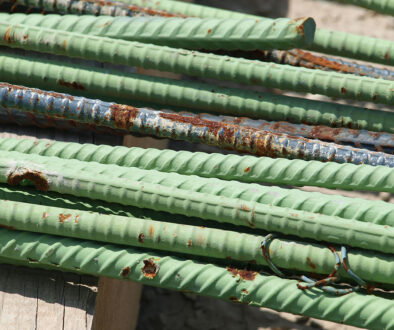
[0,18,392,105]
[115,0,394,65]
[1,198,393,286]
[2,83,394,166]
[14,0,181,16]
[260,49,394,81]
[1,151,394,253]
[0,148,391,228]
[1,49,392,133]
[0,229,393,329]
[1,137,393,194]
[328,0,394,16]
[185,113,394,153]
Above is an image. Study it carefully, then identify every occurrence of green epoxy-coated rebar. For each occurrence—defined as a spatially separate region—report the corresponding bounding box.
[0,137,392,193]
[0,229,393,329]
[0,198,393,286]
[0,16,392,105]
[1,50,393,133]
[116,0,394,65]
[2,15,316,50]
[1,151,394,253]
[2,147,394,227]
[330,0,394,16]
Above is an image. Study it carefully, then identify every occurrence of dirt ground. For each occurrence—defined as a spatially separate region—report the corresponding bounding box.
[136,1,393,330]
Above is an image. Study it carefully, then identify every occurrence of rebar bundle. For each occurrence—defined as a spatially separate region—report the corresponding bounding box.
[0,1,392,328]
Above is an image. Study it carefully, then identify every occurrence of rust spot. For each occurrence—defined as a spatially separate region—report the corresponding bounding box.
[384,52,389,60]
[0,224,15,230]
[341,87,346,94]
[229,296,239,302]
[187,239,192,247]
[306,257,316,269]
[241,289,249,295]
[148,225,154,237]
[121,266,130,278]
[372,94,378,101]
[74,215,79,223]
[226,267,256,281]
[291,49,359,75]
[3,27,12,44]
[57,79,85,90]
[240,204,250,211]
[7,168,49,191]
[244,166,251,173]
[58,213,72,223]
[141,258,158,279]
[109,104,139,130]
[138,233,144,243]
[42,212,49,219]
[207,29,212,34]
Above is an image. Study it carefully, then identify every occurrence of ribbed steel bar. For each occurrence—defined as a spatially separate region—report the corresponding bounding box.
[1,50,392,134]
[0,106,125,135]
[1,151,393,253]
[2,83,394,167]
[1,198,393,286]
[329,0,394,16]
[259,49,394,81]
[188,113,394,153]
[1,137,393,194]
[14,0,181,16]
[1,229,393,328]
[0,18,392,105]
[115,0,394,65]
[0,149,391,228]
[3,12,315,50]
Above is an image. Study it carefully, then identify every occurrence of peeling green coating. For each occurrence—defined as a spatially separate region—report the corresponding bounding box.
[115,0,394,65]
[0,138,392,193]
[1,50,392,133]
[0,198,393,286]
[0,229,393,329]
[0,17,392,105]
[1,151,393,253]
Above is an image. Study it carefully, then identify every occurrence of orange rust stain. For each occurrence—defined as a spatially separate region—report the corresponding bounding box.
[109,104,139,130]
[226,267,257,281]
[292,49,357,74]
[243,166,251,173]
[241,289,249,295]
[207,29,212,34]
[187,239,192,247]
[121,266,130,278]
[341,87,346,94]
[42,212,49,219]
[385,52,389,60]
[4,27,12,44]
[229,296,239,302]
[138,233,144,243]
[141,258,158,279]
[74,215,79,223]
[57,79,85,91]
[148,225,154,237]
[58,213,72,223]
[306,257,316,269]
[240,204,250,211]
[7,169,49,191]
[0,224,15,230]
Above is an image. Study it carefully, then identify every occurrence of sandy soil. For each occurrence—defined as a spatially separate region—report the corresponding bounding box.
[136,1,393,329]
